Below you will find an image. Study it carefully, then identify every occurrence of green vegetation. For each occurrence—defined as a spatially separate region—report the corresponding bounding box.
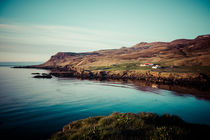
[49,112,210,140]
[88,63,151,71]
[152,66,210,73]
[88,62,210,74]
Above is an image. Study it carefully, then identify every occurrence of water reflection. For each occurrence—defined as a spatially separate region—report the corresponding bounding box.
[74,78,210,101]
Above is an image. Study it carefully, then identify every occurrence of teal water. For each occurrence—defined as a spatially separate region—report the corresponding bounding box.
[0,64,210,139]
[0,62,43,67]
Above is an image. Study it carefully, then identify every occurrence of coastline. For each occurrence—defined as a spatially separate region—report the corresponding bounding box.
[9,65,210,140]
[13,65,210,89]
[12,34,210,89]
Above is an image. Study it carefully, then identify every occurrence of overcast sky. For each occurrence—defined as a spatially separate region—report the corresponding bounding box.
[0,0,209,62]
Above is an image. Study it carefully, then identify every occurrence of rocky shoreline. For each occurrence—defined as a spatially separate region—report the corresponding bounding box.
[13,65,210,89]
[52,69,210,87]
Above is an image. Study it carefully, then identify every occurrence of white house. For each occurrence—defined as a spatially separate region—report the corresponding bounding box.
[152,65,161,69]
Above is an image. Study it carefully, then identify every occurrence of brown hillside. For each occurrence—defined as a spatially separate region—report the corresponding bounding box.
[38,34,210,69]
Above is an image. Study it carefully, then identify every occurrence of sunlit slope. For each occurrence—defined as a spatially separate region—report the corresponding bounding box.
[38,34,210,70]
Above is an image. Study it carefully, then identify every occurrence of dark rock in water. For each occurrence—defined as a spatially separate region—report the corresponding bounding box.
[42,73,49,76]
[31,73,40,75]
[33,73,52,79]
[33,75,52,79]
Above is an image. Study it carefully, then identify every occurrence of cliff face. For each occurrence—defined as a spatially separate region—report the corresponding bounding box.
[38,34,210,69]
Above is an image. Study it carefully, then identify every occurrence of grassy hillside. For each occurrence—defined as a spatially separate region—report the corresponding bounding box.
[88,63,210,74]
[49,112,210,140]
[38,34,210,70]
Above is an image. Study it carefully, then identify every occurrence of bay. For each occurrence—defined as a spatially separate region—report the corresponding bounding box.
[0,63,210,140]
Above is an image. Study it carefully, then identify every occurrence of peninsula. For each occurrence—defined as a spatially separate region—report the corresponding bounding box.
[17,35,210,87]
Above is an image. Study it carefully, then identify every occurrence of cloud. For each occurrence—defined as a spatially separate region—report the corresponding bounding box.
[0,23,139,61]
[0,23,137,51]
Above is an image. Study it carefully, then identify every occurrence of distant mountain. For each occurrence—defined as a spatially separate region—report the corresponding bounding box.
[38,34,210,69]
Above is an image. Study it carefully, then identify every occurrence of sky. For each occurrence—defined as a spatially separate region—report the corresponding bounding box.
[0,0,209,62]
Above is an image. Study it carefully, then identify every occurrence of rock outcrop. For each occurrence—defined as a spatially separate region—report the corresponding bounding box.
[32,73,52,79]
[49,68,210,88]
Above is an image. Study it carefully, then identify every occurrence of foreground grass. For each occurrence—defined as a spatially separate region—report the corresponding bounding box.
[49,112,210,140]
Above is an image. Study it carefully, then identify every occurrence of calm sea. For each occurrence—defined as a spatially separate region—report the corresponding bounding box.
[0,62,210,140]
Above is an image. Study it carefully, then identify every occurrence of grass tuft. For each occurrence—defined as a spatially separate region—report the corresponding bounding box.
[49,112,210,140]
